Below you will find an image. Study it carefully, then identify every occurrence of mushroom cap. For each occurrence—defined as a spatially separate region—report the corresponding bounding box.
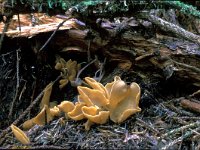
[65,59,72,65]
[55,57,67,70]
[84,77,107,96]
[33,105,53,125]
[40,82,53,109]
[109,81,141,123]
[55,57,80,88]
[56,76,141,130]
[106,76,129,109]
[82,106,109,124]
[77,86,109,109]
[22,119,35,131]
[50,106,61,117]
[67,60,78,81]
[59,79,69,89]
[10,124,30,145]
[67,102,86,120]
[57,101,75,113]
[77,86,93,106]
[55,62,62,70]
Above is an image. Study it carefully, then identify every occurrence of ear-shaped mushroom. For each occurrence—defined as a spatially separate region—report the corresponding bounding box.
[10,124,30,145]
[33,105,54,125]
[82,106,109,124]
[55,56,66,69]
[22,119,35,131]
[55,76,141,130]
[108,78,141,123]
[55,57,80,89]
[57,101,75,113]
[40,82,53,109]
[50,106,61,117]
[84,77,107,96]
[77,86,109,109]
[59,79,69,89]
[22,105,59,131]
[67,61,78,80]
[67,102,86,120]
[55,62,62,70]
[105,76,128,102]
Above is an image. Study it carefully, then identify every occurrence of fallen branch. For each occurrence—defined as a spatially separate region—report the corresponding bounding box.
[180,99,200,113]
[148,14,200,45]
[159,121,200,139]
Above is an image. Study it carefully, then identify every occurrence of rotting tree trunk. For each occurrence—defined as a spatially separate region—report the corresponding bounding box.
[1,13,200,88]
[47,27,200,87]
[52,26,200,86]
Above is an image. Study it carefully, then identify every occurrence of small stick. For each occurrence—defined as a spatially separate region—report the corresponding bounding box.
[17,13,21,33]
[18,80,27,101]
[188,89,200,98]
[136,118,159,134]
[39,17,72,52]
[173,60,200,73]
[159,121,200,139]
[30,145,66,149]
[71,58,97,87]
[93,57,106,82]
[166,103,194,116]
[87,40,91,62]
[8,49,20,118]
[172,116,200,120]
[28,78,37,119]
[148,14,200,45]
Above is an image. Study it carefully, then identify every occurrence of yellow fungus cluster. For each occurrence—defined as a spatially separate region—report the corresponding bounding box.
[57,76,141,130]
[55,56,81,89]
[11,76,141,145]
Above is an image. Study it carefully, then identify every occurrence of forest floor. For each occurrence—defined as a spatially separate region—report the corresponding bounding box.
[0,9,200,150]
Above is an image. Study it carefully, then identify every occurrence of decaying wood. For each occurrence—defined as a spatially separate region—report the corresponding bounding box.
[0,12,200,88]
[147,14,200,45]
[1,19,77,37]
[180,99,200,113]
[51,24,200,87]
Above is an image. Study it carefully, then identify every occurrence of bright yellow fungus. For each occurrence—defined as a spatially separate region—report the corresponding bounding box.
[58,76,141,130]
[10,124,30,145]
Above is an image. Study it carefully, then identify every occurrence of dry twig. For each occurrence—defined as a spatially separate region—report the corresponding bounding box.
[8,49,20,118]
[159,121,200,139]
[39,17,72,52]
[136,118,159,134]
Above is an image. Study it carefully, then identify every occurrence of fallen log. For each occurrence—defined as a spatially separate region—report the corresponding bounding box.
[0,13,200,89]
